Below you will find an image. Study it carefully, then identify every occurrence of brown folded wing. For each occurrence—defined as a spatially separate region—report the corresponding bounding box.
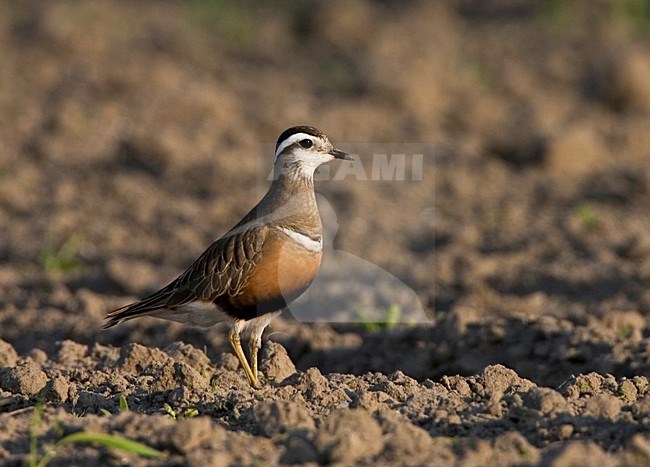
[102,226,268,328]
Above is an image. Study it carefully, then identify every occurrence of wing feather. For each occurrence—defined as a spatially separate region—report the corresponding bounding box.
[102,226,268,328]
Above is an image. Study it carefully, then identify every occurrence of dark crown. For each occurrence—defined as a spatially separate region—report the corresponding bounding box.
[275,126,325,152]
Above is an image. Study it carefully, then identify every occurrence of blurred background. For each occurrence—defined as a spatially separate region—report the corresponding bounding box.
[1,0,650,386]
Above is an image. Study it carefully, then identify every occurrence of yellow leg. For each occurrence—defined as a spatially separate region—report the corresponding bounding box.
[229,329,259,388]
[249,337,259,385]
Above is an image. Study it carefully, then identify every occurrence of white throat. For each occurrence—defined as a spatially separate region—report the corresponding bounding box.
[274,152,333,182]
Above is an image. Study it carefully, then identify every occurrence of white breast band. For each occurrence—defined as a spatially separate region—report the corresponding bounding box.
[278,227,323,252]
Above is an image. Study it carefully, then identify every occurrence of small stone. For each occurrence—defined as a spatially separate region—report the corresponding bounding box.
[0,361,47,396]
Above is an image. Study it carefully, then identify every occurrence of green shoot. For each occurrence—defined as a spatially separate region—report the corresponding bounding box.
[163,403,198,420]
[38,236,82,274]
[163,403,176,420]
[28,399,164,466]
[36,432,165,466]
[29,401,44,467]
[618,326,633,339]
[118,395,129,412]
[573,203,599,230]
[356,304,404,332]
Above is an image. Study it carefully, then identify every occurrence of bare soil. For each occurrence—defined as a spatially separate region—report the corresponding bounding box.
[2,1,650,465]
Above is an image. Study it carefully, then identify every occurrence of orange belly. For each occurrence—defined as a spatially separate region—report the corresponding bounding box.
[227,232,322,317]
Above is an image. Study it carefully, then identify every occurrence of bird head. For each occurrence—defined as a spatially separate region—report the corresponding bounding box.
[273,126,352,180]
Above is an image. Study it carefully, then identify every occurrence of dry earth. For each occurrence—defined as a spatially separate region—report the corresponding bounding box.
[1,1,650,465]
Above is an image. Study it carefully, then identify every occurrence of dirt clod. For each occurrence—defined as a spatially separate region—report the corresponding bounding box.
[151,360,210,393]
[481,364,535,397]
[280,433,319,464]
[523,387,574,416]
[582,394,622,420]
[116,343,171,374]
[0,340,18,367]
[44,376,70,404]
[253,400,315,437]
[164,342,211,374]
[618,379,638,403]
[542,441,615,466]
[161,417,223,453]
[259,341,297,383]
[0,361,47,396]
[56,340,89,365]
[313,409,383,463]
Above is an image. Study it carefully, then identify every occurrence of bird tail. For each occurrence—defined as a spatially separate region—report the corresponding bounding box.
[102,290,173,329]
[102,304,137,329]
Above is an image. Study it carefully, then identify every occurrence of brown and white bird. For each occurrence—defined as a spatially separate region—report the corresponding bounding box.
[103,126,352,387]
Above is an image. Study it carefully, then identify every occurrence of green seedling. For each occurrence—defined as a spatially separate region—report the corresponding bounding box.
[34,432,165,466]
[163,403,199,420]
[577,382,591,394]
[618,326,633,339]
[573,203,599,230]
[29,401,164,466]
[38,236,82,274]
[118,395,129,412]
[356,304,405,332]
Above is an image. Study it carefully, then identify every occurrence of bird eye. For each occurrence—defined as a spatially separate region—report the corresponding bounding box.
[299,139,313,149]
